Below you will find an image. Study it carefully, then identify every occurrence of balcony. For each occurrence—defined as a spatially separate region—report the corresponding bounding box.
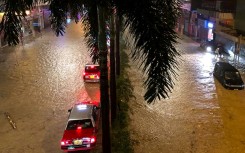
[201,0,236,12]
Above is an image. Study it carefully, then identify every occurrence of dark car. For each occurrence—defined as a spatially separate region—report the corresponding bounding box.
[213,62,244,90]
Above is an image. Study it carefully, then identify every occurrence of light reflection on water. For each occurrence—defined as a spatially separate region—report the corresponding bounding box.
[150,42,219,119]
[129,36,245,153]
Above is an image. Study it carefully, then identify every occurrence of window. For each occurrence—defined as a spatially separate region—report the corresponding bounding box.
[66,119,93,130]
[85,66,100,73]
[225,71,240,80]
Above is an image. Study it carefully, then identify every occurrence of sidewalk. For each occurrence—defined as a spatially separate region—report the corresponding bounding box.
[0,27,47,50]
[180,34,245,73]
[0,30,43,64]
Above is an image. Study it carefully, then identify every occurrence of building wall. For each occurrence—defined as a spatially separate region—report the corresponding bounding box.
[191,0,202,11]
[0,6,50,47]
[235,0,245,34]
[43,9,51,28]
[186,0,245,57]
[216,33,234,52]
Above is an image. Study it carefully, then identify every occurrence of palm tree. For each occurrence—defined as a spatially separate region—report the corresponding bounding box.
[109,9,117,122]
[115,13,121,76]
[0,0,181,152]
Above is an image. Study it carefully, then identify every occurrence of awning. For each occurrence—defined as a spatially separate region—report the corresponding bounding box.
[215,31,238,42]
[215,31,245,45]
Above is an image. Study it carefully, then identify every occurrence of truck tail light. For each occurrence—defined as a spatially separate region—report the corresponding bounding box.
[61,140,71,145]
[90,137,96,143]
[61,141,65,145]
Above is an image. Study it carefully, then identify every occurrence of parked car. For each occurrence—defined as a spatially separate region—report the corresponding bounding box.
[200,40,216,51]
[60,103,100,152]
[200,41,226,54]
[83,64,100,82]
[213,62,244,90]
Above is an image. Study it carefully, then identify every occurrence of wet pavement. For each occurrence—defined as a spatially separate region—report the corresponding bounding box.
[127,35,245,153]
[1,21,245,153]
[0,22,101,153]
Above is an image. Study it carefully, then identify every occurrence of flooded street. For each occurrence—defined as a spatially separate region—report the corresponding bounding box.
[128,36,245,153]
[0,22,100,153]
[0,20,245,153]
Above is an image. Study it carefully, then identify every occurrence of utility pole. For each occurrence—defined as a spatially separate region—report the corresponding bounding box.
[237,35,242,66]
[234,35,242,66]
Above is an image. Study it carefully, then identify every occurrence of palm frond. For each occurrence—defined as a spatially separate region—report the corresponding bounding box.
[82,0,99,63]
[118,0,181,103]
[82,0,112,63]
[49,0,68,36]
[67,0,84,23]
[0,0,37,45]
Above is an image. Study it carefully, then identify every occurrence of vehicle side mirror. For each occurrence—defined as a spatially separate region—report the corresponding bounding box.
[68,108,72,113]
[92,105,100,109]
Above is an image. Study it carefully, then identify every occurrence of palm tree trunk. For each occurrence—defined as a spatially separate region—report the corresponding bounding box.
[110,11,117,122]
[115,14,121,76]
[97,4,111,153]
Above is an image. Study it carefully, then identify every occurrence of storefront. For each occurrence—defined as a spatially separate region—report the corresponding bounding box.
[189,11,198,38]
[0,5,48,47]
[197,19,214,42]
[22,15,33,37]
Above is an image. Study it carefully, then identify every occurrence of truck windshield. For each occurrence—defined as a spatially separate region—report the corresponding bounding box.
[66,119,93,130]
[85,66,100,73]
[225,71,241,80]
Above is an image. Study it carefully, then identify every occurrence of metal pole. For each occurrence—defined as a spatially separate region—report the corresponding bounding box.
[237,35,242,67]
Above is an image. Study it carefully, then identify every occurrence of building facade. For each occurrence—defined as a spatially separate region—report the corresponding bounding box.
[178,0,245,58]
[0,3,51,47]
[235,0,245,35]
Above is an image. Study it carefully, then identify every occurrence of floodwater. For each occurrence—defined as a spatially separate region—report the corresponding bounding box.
[0,22,100,153]
[1,20,245,153]
[127,36,245,153]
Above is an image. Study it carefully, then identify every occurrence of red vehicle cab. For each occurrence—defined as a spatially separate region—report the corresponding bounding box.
[83,64,100,82]
[61,103,100,152]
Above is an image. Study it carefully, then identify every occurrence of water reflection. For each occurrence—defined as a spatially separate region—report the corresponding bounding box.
[77,83,100,102]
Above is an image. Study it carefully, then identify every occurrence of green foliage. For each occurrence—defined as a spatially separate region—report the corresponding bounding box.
[111,82,134,153]
[116,42,135,110]
[0,0,33,45]
[68,0,84,23]
[119,47,130,72]
[116,76,135,103]
[111,42,135,153]
[118,0,181,103]
[82,0,100,63]
[49,0,68,36]
[112,128,133,153]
